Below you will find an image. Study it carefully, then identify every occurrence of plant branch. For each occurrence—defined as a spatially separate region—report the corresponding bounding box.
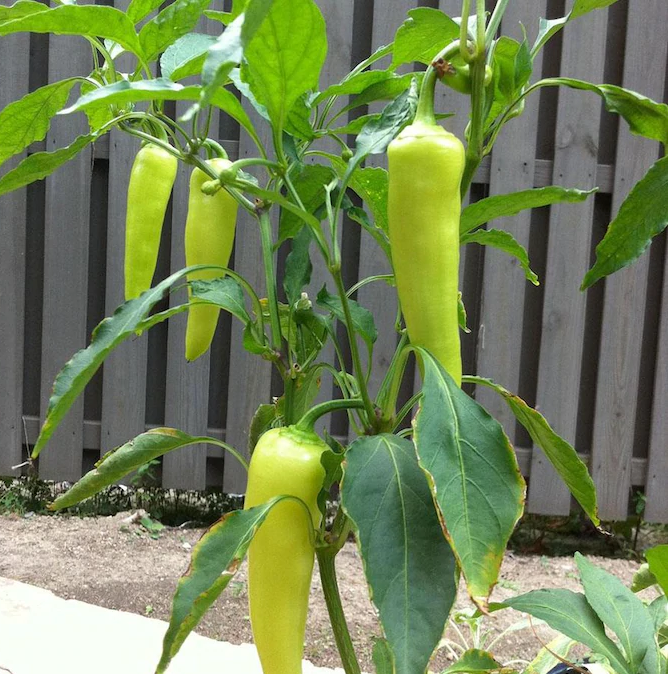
[258,210,283,350]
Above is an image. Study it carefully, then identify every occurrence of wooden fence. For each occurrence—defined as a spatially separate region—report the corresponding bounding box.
[1,0,666,522]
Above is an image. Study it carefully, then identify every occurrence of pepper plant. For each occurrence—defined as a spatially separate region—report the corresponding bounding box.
[1,0,667,672]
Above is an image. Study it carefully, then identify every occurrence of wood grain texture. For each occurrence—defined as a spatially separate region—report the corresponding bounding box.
[644,244,668,523]
[0,20,29,476]
[528,8,608,515]
[38,35,93,481]
[100,0,148,464]
[589,0,668,521]
[474,1,547,438]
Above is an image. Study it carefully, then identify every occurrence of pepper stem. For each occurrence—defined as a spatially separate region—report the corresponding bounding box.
[415,67,438,126]
[295,399,366,434]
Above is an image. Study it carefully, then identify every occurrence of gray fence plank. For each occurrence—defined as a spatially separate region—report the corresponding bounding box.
[590,0,668,521]
[0,25,29,476]
[223,108,273,493]
[100,0,148,461]
[645,248,668,523]
[357,2,412,407]
[474,1,547,437]
[163,9,224,489]
[528,8,608,515]
[38,36,93,481]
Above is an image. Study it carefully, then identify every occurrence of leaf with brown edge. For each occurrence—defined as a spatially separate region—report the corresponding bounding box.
[156,499,284,674]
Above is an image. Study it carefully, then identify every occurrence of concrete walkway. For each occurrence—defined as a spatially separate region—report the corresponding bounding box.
[0,577,346,674]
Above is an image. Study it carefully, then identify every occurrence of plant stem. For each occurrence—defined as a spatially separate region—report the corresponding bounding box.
[258,210,283,350]
[415,67,438,125]
[296,399,365,433]
[317,549,362,674]
[331,270,377,429]
[485,0,510,41]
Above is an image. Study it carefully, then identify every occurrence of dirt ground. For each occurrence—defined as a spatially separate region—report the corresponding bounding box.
[0,512,647,672]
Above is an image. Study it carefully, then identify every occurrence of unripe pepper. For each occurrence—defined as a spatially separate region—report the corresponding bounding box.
[184,157,238,361]
[124,143,178,300]
[387,71,466,385]
[244,426,327,674]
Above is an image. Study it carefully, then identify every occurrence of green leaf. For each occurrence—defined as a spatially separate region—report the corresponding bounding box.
[458,292,470,334]
[329,113,381,136]
[248,403,279,453]
[576,553,662,674]
[413,350,525,605]
[461,228,539,286]
[189,276,250,324]
[0,1,50,23]
[648,596,667,635]
[126,0,163,25]
[443,649,502,673]
[50,429,221,510]
[278,164,334,243]
[31,268,193,460]
[523,635,577,674]
[341,434,457,674]
[582,156,668,289]
[505,589,632,674]
[316,285,377,346]
[348,166,389,234]
[532,15,570,56]
[315,70,394,105]
[647,546,668,596]
[460,186,597,235]
[156,500,285,674]
[0,134,96,197]
[571,0,619,20]
[283,226,313,305]
[139,0,212,61]
[0,79,77,166]
[0,5,142,55]
[338,72,417,119]
[544,78,668,145]
[632,564,658,593]
[242,0,326,132]
[371,638,395,674]
[79,78,115,132]
[392,7,459,68]
[465,375,599,525]
[160,33,217,80]
[284,94,315,141]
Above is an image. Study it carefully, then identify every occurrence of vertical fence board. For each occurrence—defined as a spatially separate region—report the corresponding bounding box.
[645,247,668,523]
[590,0,668,520]
[357,2,412,406]
[223,109,273,494]
[474,2,547,437]
[163,10,224,489]
[528,9,608,515]
[0,24,29,475]
[38,36,92,481]
[100,0,149,461]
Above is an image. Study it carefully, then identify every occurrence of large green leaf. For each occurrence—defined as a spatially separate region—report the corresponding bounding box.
[571,0,620,20]
[460,186,597,236]
[156,500,285,674]
[0,134,96,196]
[371,638,395,674]
[461,228,539,286]
[413,350,525,605]
[505,589,631,674]
[277,164,334,243]
[341,434,457,674]
[139,0,212,61]
[582,156,668,289]
[0,4,142,55]
[316,285,377,346]
[542,78,668,146]
[50,429,238,510]
[189,276,251,324]
[242,0,326,132]
[0,79,77,166]
[31,268,195,460]
[576,553,662,674]
[647,546,668,596]
[465,375,598,525]
[0,1,50,23]
[62,79,257,148]
[391,7,459,68]
[443,649,502,673]
[160,33,217,80]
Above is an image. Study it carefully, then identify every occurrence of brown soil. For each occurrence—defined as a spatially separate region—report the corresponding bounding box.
[0,512,645,672]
